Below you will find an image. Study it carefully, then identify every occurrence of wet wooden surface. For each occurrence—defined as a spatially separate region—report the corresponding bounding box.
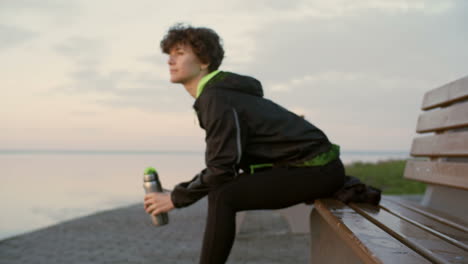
[352,202,468,263]
[380,199,468,246]
[385,196,468,232]
[313,199,430,263]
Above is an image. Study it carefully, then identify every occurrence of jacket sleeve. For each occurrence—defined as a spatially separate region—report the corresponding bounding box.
[170,169,210,208]
[170,93,246,208]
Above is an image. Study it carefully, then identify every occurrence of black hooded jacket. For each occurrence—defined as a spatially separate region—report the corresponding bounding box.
[170,71,333,208]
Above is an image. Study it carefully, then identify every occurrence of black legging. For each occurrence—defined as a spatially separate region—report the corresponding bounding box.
[199,157,346,264]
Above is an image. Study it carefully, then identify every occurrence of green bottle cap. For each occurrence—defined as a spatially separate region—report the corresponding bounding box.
[144,167,157,175]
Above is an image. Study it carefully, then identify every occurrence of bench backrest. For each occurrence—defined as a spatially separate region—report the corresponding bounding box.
[404,75,468,189]
[404,75,468,219]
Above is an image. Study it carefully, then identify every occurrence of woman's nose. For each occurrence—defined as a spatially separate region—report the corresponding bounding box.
[168,56,175,65]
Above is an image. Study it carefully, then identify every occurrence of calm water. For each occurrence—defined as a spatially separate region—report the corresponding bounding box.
[0,150,409,241]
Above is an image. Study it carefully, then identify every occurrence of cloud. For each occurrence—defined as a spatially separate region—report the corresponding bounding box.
[226,0,455,22]
[47,36,191,112]
[53,36,107,64]
[0,0,76,12]
[292,0,456,17]
[242,1,467,86]
[47,65,190,112]
[271,71,366,92]
[253,69,434,150]
[0,24,38,50]
[0,0,81,26]
[137,53,168,67]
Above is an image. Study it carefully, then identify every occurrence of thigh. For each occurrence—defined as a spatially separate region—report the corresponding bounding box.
[213,159,345,212]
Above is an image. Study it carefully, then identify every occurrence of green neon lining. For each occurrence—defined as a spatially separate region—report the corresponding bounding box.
[249,163,273,174]
[249,143,341,174]
[294,144,340,167]
[196,70,220,98]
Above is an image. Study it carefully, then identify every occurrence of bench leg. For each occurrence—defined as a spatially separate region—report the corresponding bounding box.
[277,203,312,234]
[235,211,246,234]
[235,203,312,235]
[421,184,468,220]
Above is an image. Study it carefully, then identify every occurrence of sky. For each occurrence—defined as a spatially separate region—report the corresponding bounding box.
[1,0,467,152]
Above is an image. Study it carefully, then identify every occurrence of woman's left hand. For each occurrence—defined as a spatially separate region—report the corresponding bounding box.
[144,192,175,216]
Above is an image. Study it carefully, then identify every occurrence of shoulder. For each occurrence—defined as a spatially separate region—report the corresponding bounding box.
[198,88,232,110]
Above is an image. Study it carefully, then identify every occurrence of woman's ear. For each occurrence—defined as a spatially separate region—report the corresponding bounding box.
[200,62,210,71]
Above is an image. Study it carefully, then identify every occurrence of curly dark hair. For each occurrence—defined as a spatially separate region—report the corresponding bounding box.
[160,23,225,72]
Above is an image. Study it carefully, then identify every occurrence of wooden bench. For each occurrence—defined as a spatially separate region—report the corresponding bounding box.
[310,76,468,263]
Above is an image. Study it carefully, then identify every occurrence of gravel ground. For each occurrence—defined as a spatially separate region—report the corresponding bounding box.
[0,195,424,264]
[0,197,310,264]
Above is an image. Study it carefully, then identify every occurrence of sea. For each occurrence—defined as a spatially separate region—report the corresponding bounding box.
[0,149,409,241]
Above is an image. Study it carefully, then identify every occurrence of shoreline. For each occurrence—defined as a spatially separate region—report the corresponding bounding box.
[0,157,412,242]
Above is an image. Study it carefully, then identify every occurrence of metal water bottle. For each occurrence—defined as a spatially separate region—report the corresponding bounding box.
[143,167,169,226]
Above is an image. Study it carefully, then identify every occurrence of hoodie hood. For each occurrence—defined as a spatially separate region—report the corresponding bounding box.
[203,71,264,98]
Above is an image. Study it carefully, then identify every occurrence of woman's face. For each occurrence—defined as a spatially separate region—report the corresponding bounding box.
[167,43,208,84]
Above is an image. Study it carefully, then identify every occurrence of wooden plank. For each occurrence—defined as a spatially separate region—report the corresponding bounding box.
[383,196,468,232]
[410,131,468,157]
[379,199,468,249]
[313,199,430,264]
[416,101,468,133]
[404,160,468,190]
[422,75,468,110]
[350,203,468,263]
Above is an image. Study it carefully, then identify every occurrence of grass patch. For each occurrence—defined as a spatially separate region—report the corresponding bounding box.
[344,159,426,195]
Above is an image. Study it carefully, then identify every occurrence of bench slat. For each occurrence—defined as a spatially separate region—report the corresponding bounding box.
[380,199,468,250]
[312,199,430,264]
[410,131,468,157]
[404,160,468,190]
[416,101,468,133]
[422,75,468,110]
[384,196,468,232]
[351,203,468,264]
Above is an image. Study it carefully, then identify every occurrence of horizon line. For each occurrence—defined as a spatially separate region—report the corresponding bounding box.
[0,148,410,155]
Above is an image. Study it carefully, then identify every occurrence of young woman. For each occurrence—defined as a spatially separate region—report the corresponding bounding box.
[144,23,346,264]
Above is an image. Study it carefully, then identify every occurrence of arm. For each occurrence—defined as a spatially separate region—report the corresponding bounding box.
[170,93,246,208]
